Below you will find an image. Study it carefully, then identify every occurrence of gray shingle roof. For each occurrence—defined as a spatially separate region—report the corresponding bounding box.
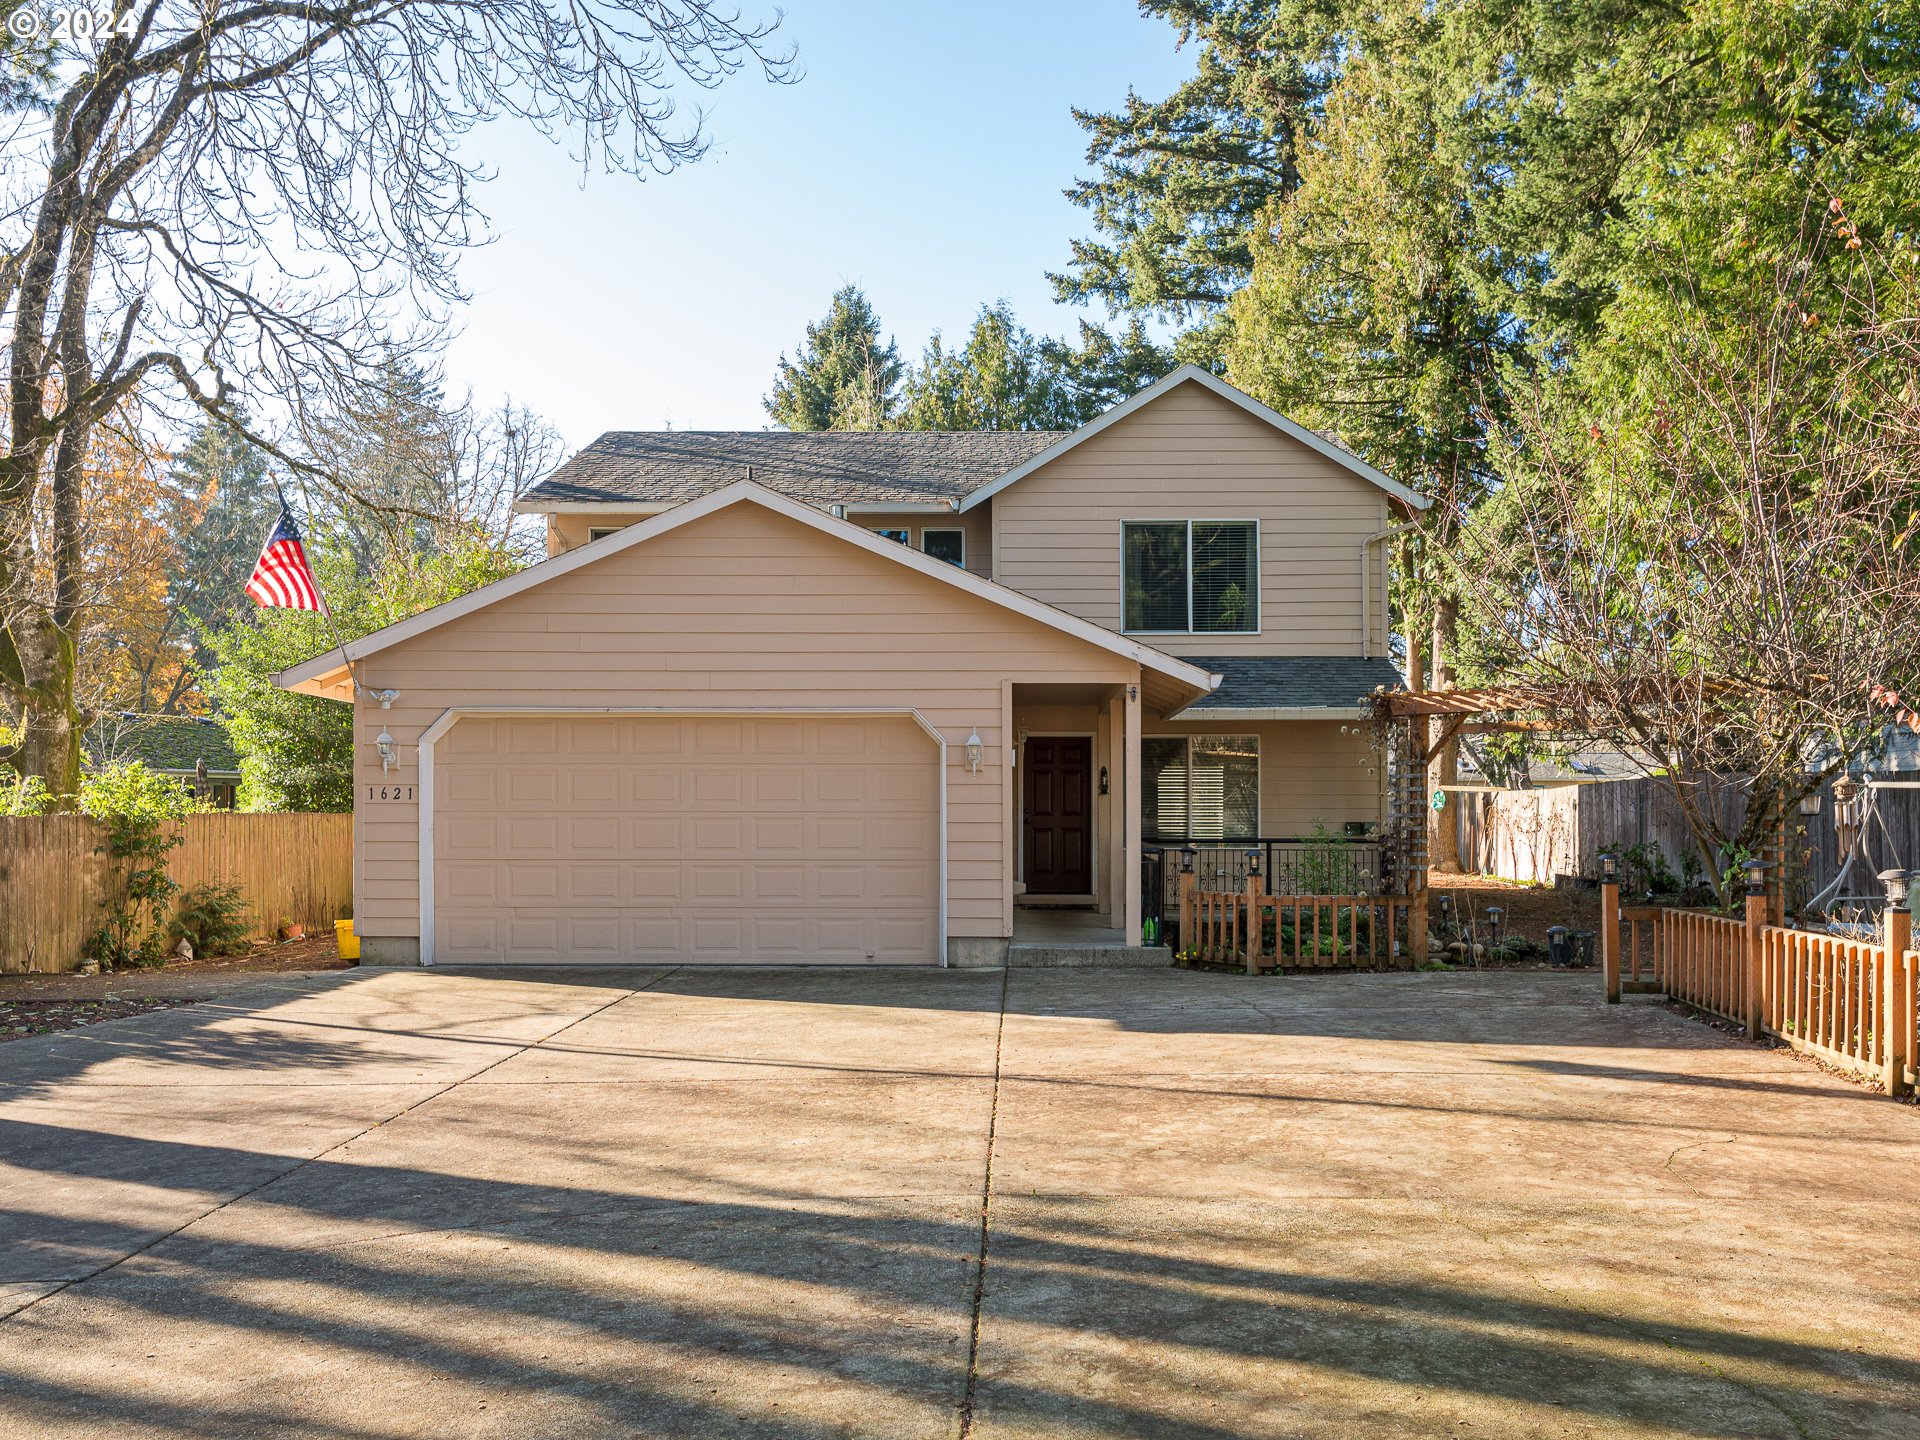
[85,713,241,778]
[1181,656,1406,712]
[520,430,1071,508]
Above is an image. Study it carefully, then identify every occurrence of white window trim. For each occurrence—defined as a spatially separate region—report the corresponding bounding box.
[1142,731,1262,840]
[921,527,966,567]
[1120,518,1261,636]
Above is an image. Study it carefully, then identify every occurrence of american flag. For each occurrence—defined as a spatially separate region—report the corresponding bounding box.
[245,506,325,612]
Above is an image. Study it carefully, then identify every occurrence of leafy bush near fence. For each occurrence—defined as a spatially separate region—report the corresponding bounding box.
[172,883,253,958]
[79,763,208,969]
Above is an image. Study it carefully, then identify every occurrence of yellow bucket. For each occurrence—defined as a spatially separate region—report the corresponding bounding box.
[335,919,360,961]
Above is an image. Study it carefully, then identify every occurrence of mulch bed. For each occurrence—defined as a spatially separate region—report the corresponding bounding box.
[0,994,204,1042]
[0,935,353,1012]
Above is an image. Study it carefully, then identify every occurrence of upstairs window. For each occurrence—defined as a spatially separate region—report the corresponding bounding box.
[921,529,966,567]
[1123,521,1257,633]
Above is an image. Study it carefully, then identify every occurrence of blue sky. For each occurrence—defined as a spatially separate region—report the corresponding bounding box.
[441,1,1194,447]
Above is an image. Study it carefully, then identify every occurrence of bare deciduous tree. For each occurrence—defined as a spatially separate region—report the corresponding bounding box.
[1,0,790,797]
[1455,208,1920,903]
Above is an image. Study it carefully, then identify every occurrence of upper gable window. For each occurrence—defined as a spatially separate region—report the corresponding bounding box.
[1123,521,1258,633]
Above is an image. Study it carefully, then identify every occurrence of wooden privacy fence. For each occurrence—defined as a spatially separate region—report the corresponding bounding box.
[0,812,352,974]
[1178,872,1420,971]
[1600,881,1917,1098]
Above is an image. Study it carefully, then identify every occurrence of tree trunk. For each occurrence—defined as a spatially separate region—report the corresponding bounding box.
[6,606,83,800]
[1428,597,1463,873]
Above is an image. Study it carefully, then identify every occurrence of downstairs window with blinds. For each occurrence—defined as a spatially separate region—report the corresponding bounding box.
[1142,735,1259,840]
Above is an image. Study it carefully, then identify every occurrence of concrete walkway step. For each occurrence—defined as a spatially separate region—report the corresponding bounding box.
[1005,944,1174,969]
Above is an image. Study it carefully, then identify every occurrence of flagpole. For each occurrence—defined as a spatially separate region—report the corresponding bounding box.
[271,486,370,704]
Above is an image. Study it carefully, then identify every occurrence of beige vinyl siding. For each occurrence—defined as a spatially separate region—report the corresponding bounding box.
[853,506,992,579]
[1144,719,1383,836]
[350,502,1135,944]
[992,380,1392,657]
[546,503,996,578]
[546,511,654,557]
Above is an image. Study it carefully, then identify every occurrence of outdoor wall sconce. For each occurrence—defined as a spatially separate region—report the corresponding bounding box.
[1599,852,1618,883]
[1880,868,1911,911]
[965,729,983,775]
[1099,766,1110,796]
[375,729,398,774]
[1180,845,1197,875]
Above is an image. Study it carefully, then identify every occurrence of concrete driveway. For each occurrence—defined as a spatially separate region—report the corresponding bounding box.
[0,965,1916,1439]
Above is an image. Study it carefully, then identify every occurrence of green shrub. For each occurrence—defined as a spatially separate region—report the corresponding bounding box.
[79,763,205,969]
[172,883,253,957]
[1,772,53,815]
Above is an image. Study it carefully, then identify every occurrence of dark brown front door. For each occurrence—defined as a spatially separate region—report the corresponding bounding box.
[1023,736,1093,894]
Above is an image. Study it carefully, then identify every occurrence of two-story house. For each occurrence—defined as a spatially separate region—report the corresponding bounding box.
[276,367,1427,966]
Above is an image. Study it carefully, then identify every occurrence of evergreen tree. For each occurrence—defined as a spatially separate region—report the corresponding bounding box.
[1038,319,1177,426]
[166,418,283,698]
[765,286,903,430]
[1049,0,1336,357]
[898,303,1069,431]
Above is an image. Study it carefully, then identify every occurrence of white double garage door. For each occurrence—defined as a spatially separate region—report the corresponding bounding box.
[432,714,940,964]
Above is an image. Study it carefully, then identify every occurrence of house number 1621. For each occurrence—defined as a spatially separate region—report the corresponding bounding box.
[366,785,415,801]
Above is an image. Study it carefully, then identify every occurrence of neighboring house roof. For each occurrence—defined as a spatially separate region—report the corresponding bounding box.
[84,713,241,779]
[955,366,1431,515]
[278,480,1222,702]
[1171,656,1406,719]
[514,430,1068,511]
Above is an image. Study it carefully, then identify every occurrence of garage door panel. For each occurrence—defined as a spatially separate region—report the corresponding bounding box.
[440,815,499,856]
[433,714,938,964]
[567,816,620,851]
[507,770,559,806]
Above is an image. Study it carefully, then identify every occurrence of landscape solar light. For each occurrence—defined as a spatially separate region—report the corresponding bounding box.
[1246,848,1261,878]
[1180,845,1197,875]
[1486,905,1504,948]
[1880,869,1911,912]
[1740,857,1771,896]
[1599,852,1618,883]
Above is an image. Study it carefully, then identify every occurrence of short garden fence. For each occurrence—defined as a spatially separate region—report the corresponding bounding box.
[1601,882,1918,1099]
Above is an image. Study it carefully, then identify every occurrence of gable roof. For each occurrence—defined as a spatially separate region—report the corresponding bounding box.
[277,480,1221,698]
[514,429,1067,511]
[955,365,1430,514]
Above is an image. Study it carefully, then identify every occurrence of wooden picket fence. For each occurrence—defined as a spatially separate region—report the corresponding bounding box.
[1179,877,1419,970]
[0,812,352,974]
[1602,890,1918,1098]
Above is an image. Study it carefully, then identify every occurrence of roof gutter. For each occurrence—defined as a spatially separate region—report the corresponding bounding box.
[1360,519,1421,661]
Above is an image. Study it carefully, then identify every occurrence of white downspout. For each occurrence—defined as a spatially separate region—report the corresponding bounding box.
[1359,520,1421,660]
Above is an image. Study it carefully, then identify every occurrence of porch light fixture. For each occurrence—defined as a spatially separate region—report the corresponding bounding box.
[1880,869,1911,911]
[375,729,397,774]
[965,729,983,775]
[1098,765,1110,796]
